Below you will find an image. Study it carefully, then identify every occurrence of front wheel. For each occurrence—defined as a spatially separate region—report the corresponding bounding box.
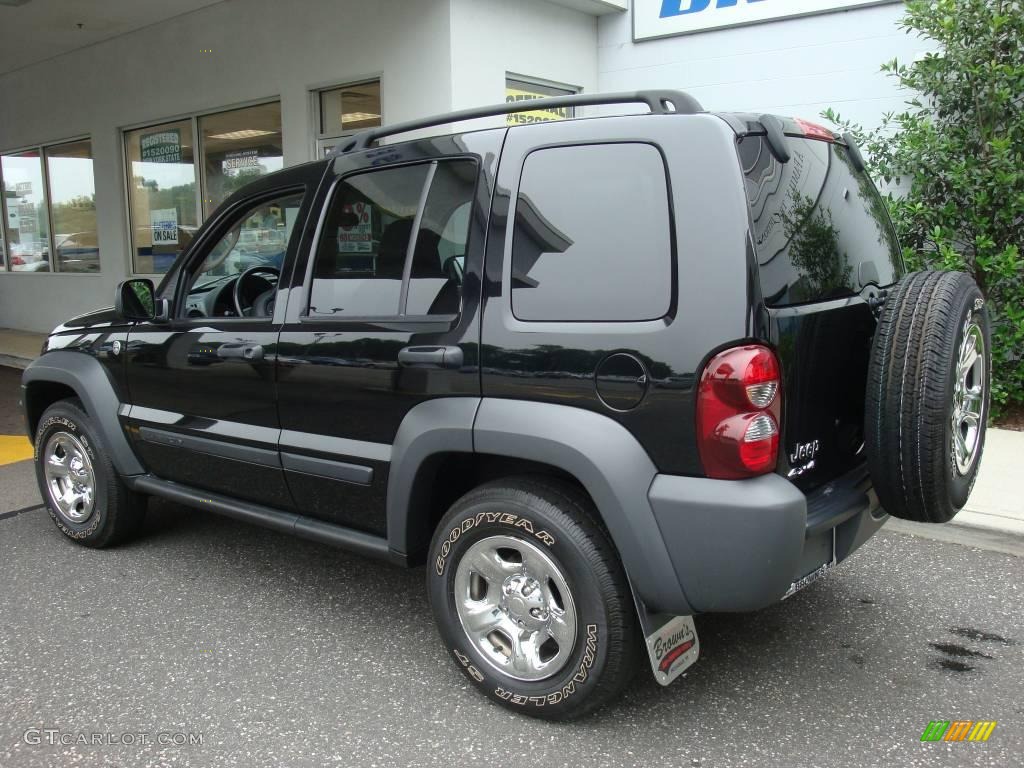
[33,399,147,547]
[427,477,640,720]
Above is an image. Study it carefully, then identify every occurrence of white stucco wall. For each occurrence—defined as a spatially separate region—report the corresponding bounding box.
[449,0,598,128]
[598,2,928,131]
[0,0,455,333]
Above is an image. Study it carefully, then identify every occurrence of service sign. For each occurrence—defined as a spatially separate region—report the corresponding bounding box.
[634,0,899,40]
[222,149,260,172]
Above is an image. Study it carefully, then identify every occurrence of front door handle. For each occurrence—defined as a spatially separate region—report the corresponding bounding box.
[217,343,264,361]
[397,345,463,369]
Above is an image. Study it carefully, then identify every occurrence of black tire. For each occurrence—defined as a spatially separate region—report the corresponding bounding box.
[33,398,147,547]
[865,270,991,523]
[427,476,639,720]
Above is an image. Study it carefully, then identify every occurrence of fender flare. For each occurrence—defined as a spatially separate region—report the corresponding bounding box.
[388,397,693,615]
[472,399,694,615]
[22,351,145,476]
[387,397,480,557]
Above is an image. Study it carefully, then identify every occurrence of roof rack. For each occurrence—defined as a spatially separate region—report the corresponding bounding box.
[327,90,704,157]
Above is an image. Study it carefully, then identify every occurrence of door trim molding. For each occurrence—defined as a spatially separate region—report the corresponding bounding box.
[279,429,392,463]
[281,452,373,485]
[137,426,281,468]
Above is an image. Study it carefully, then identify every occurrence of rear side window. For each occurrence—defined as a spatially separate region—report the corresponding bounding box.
[309,159,476,318]
[741,136,903,308]
[511,143,673,322]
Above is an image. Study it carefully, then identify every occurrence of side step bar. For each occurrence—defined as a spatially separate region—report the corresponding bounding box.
[129,476,405,566]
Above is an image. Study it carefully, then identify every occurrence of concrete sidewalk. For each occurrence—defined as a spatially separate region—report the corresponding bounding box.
[0,327,44,369]
[953,427,1024,535]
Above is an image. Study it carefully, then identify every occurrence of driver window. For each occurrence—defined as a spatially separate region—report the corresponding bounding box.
[182,190,304,319]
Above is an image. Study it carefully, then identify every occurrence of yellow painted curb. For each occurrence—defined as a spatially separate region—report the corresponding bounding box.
[0,435,33,466]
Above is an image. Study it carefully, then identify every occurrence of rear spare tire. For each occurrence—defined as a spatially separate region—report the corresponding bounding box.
[865,270,990,523]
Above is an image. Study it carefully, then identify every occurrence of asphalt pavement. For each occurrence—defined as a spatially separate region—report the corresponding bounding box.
[1,369,1022,768]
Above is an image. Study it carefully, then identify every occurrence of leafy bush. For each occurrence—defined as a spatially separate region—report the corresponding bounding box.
[824,0,1024,417]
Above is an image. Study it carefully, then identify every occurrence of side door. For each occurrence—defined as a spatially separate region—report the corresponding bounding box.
[276,131,503,535]
[124,168,322,508]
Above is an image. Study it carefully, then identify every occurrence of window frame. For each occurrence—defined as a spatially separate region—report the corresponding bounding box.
[0,135,98,276]
[502,139,679,331]
[299,156,479,325]
[121,96,282,279]
[505,73,581,126]
[310,77,383,159]
[171,184,309,324]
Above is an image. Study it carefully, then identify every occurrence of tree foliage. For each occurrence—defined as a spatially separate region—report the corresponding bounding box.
[824,0,1024,415]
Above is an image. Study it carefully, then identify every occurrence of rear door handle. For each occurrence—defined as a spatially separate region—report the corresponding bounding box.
[397,345,463,369]
[217,343,264,361]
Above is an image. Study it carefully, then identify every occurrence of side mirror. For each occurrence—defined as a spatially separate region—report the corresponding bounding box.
[116,279,168,322]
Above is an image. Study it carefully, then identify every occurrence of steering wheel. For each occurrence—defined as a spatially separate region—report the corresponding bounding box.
[233,265,281,318]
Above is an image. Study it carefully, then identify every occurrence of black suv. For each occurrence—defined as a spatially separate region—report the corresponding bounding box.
[22,91,990,719]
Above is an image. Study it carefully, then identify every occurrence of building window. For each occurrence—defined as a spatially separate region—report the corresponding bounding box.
[124,101,283,274]
[505,75,578,127]
[47,140,99,273]
[314,80,382,158]
[511,143,672,322]
[125,119,199,275]
[1,138,97,273]
[199,102,283,218]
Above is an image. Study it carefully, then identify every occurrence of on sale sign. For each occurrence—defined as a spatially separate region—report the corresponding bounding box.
[150,208,179,246]
[634,0,900,40]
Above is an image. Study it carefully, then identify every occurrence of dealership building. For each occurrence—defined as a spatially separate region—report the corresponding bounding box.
[0,0,919,335]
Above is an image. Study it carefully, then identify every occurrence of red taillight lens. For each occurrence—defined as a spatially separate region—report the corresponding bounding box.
[697,345,782,479]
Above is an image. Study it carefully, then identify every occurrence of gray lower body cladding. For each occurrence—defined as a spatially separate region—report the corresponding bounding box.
[649,464,885,613]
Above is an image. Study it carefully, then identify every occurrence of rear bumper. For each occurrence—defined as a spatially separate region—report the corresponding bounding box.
[648,465,885,613]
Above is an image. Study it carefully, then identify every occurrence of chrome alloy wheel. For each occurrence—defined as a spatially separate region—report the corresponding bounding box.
[952,320,985,476]
[42,431,96,523]
[454,535,577,681]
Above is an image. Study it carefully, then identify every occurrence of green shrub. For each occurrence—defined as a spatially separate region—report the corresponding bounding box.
[824,0,1024,417]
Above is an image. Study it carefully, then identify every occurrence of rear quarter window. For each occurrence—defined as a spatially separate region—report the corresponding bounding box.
[511,142,673,322]
[741,135,903,308]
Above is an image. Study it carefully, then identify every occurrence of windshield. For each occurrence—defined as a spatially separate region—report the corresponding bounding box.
[740,135,903,308]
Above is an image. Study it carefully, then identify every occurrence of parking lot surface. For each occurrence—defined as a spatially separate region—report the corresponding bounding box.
[1,369,1021,768]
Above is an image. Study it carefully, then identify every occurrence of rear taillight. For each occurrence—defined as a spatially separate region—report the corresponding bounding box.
[696,345,782,480]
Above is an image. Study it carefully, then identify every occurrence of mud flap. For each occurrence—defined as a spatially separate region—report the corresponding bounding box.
[630,583,700,686]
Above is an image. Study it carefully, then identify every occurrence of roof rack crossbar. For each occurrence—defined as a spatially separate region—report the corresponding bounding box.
[328,89,703,157]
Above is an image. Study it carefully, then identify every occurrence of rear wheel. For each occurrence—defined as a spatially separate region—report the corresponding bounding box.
[34,399,147,547]
[427,477,639,720]
[865,270,990,523]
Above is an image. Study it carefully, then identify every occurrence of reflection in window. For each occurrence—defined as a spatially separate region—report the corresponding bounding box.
[47,140,99,273]
[1,151,51,272]
[405,162,476,315]
[196,192,304,283]
[742,136,902,307]
[309,159,476,318]
[310,164,430,317]
[199,102,283,217]
[125,119,198,275]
